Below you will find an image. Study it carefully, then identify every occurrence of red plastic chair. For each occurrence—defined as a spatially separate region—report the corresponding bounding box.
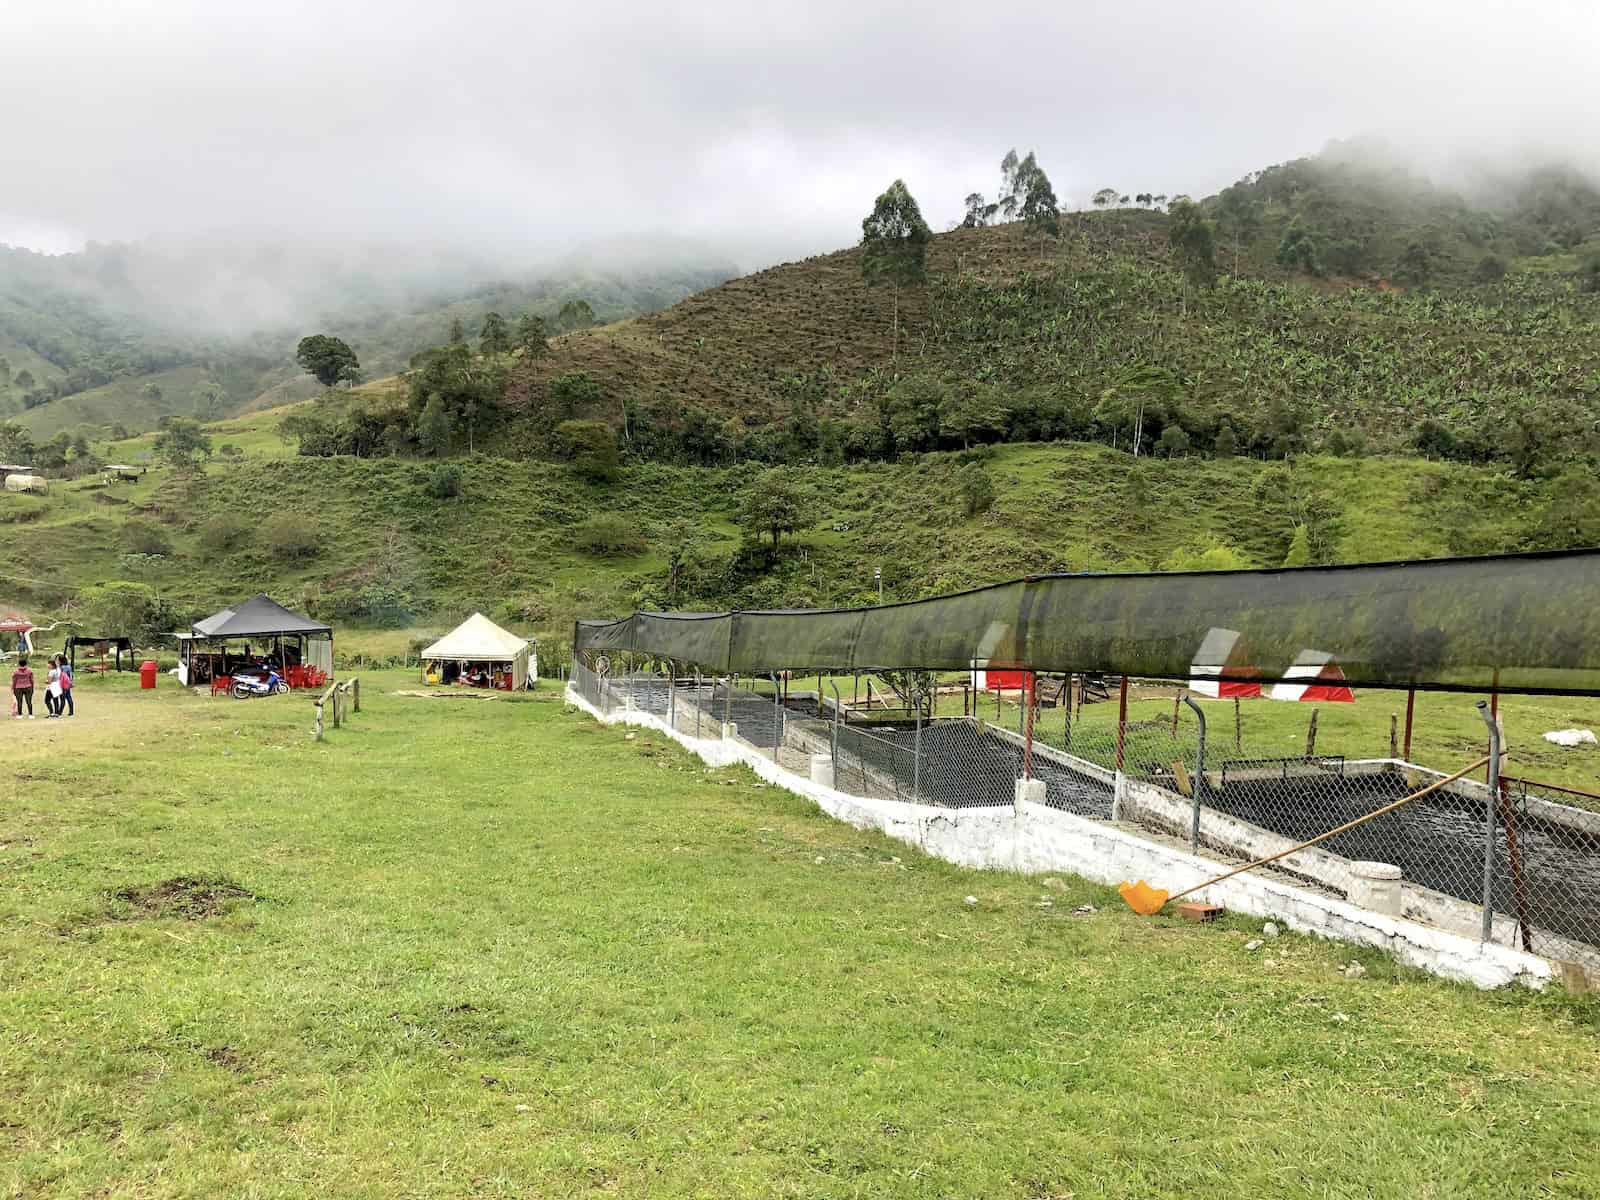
[210,675,233,697]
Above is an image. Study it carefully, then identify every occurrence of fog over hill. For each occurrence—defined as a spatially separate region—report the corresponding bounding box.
[4,1,1599,264]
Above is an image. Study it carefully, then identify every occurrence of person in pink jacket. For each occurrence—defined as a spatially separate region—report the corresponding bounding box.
[11,657,35,719]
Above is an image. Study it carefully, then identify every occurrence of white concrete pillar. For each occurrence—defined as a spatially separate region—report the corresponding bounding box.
[1111,770,1127,821]
[1014,778,1046,813]
[721,722,737,740]
[810,754,835,788]
[1348,861,1403,916]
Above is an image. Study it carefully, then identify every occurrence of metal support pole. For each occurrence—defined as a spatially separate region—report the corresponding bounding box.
[1022,670,1035,780]
[1402,688,1415,762]
[830,682,842,771]
[772,672,782,758]
[722,674,732,735]
[1115,676,1129,773]
[1183,695,1207,849]
[695,669,703,738]
[668,660,676,727]
[1478,700,1501,943]
[1488,684,1499,784]
[913,682,923,803]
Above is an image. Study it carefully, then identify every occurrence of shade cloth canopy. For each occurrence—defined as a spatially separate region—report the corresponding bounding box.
[192,595,331,639]
[576,548,1600,696]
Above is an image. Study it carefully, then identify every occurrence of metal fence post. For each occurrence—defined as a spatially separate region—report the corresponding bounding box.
[668,660,677,727]
[1183,695,1207,849]
[722,674,733,737]
[1022,670,1035,781]
[771,672,782,758]
[1477,699,1501,943]
[694,669,703,738]
[1115,675,1129,773]
[913,681,923,803]
[829,681,842,771]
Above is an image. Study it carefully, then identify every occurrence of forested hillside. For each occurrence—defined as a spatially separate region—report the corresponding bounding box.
[261,150,1600,481]
[0,239,736,437]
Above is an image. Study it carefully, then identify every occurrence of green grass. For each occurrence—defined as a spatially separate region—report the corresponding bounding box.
[4,670,1600,1197]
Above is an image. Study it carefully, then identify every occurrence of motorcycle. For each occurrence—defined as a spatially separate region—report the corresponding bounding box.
[231,669,289,699]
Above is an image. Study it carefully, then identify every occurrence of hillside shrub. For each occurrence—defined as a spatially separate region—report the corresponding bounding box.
[199,512,252,553]
[261,512,323,561]
[78,581,173,644]
[556,420,620,482]
[122,520,172,556]
[956,463,995,516]
[573,515,646,557]
[427,463,464,499]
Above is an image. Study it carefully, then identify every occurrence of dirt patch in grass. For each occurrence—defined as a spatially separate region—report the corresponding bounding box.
[92,491,128,506]
[106,875,259,921]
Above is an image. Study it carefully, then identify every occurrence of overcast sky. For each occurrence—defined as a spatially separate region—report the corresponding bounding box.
[2,0,1597,268]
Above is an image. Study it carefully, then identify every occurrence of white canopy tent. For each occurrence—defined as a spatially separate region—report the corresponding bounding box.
[420,613,536,691]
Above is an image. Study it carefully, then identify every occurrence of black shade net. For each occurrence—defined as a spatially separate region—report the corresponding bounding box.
[575,549,1600,695]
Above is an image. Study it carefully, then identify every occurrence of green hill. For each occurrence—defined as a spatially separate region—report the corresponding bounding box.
[2,439,1589,656]
[0,240,737,437]
[317,163,1599,475]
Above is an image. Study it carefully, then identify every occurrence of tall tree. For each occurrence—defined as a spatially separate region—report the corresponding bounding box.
[998,150,1021,218]
[479,311,510,356]
[1167,198,1217,312]
[515,312,551,357]
[447,317,466,344]
[960,192,997,228]
[1216,182,1262,275]
[1092,188,1119,209]
[152,416,212,472]
[557,299,596,332]
[0,421,34,463]
[735,469,816,554]
[1014,152,1060,241]
[416,393,452,457]
[295,334,362,387]
[859,179,932,359]
[200,380,224,419]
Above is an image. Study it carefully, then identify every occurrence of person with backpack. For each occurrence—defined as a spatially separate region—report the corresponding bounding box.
[11,656,35,719]
[59,654,73,717]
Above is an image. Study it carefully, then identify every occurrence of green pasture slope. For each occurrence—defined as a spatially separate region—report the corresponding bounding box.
[2,670,1598,1197]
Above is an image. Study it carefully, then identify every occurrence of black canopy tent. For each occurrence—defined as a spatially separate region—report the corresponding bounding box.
[176,595,332,687]
[65,635,135,672]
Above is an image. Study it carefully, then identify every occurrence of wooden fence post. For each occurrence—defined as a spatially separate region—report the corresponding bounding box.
[352,676,360,713]
[1305,707,1319,758]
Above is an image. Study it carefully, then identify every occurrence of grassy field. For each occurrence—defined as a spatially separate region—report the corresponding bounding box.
[4,670,1600,1197]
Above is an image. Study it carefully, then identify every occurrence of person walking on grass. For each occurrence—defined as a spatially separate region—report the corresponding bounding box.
[59,654,73,717]
[11,655,34,719]
[45,657,63,718]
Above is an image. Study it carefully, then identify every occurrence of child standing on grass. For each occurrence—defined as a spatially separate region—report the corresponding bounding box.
[59,655,73,717]
[11,656,34,719]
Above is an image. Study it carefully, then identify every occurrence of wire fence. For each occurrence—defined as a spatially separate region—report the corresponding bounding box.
[570,656,1600,975]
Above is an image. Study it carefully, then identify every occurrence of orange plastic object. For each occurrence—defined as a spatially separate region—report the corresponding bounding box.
[1118,879,1169,916]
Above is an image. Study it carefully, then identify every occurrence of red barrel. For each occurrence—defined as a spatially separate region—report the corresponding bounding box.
[139,660,158,689]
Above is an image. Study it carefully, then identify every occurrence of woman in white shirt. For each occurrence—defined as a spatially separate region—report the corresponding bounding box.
[45,660,62,717]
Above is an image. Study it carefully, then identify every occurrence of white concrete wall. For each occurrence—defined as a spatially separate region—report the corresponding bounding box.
[566,686,1556,990]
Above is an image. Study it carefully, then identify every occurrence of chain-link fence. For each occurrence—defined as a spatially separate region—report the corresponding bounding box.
[570,655,1600,973]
